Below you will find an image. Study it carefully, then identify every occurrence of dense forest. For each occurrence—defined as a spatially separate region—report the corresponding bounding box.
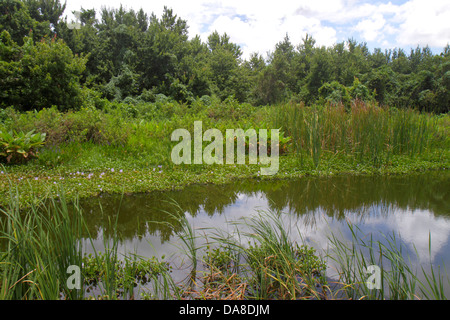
[1,0,449,113]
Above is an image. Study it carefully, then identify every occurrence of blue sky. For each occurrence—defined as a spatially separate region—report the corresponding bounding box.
[64,0,450,60]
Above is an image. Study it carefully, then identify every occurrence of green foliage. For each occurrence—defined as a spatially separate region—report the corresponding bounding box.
[82,252,171,299]
[102,65,140,101]
[318,80,351,107]
[24,0,65,26]
[0,31,87,111]
[203,245,237,273]
[1,2,449,111]
[363,65,398,105]
[6,106,131,147]
[0,0,51,45]
[1,2,448,112]
[348,77,375,102]
[0,129,46,163]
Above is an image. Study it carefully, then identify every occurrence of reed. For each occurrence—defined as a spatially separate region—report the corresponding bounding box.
[0,185,84,299]
[272,101,441,168]
[0,185,179,300]
[86,206,121,299]
[156,200,200,289]
[197,209,329,300]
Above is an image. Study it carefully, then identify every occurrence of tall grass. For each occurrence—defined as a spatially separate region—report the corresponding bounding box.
[85,201,122,299]
[156,200,200,289]
[272,101,442,168]
[238,210,328,299]
[0,185,84,299]
[193,210,329,300]
[0,186,179,300]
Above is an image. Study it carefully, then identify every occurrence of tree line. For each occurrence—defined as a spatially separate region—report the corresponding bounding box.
[1,0,449,113]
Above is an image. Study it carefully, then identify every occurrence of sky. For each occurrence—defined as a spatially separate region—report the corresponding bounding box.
[63,0,450,60]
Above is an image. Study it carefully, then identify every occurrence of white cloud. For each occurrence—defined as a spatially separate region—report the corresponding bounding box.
[361,208,450,263]
[394,0,450,48]
[63,0,450,58]
[197,1,341,59]
[355,13,386,42]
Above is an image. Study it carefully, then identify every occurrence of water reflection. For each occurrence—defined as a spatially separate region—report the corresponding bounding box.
[78,171,450,295]
[79,171,450,244]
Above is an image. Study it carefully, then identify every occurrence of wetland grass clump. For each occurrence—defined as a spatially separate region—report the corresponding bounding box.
[184,210,330,300]
[0,186,84,299]
[0,186,179,300]
[272,101,444,168]
[239,210,328,300]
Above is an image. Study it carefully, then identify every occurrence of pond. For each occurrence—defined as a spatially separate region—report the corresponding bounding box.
[79,170,450,298]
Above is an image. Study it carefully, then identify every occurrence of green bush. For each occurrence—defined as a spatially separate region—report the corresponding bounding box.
[318,81,351,107]
[5,106,131,148]
[0,30,87,111]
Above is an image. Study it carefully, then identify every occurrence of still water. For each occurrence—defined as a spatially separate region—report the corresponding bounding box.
[79,171,450,296]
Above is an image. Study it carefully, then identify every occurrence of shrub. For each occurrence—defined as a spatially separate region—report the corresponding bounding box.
[6,106,131,147]
[0,31,87,111]
[318,81,351,107]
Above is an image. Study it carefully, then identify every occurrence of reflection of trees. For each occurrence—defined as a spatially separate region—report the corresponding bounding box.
[78,194,181,243]
[78,171,450,242]
[78,183,243,243]
[265,173,450,220]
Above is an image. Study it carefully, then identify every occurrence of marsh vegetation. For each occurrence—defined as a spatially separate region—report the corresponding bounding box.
[1,173,449,300]
[1,0,449,301]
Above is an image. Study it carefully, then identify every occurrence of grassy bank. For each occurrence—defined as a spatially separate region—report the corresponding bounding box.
[0,100,448,207]
[1,151,448,209]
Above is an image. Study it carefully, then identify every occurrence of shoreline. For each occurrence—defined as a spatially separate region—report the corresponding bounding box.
[1,151,448,208]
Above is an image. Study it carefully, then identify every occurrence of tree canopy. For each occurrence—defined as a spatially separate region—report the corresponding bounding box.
[1,0,449,113]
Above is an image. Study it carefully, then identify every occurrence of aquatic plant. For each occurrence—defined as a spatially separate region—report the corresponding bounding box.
[0,130,46,164]
[0,185,84,299]
[272,101,444,168]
